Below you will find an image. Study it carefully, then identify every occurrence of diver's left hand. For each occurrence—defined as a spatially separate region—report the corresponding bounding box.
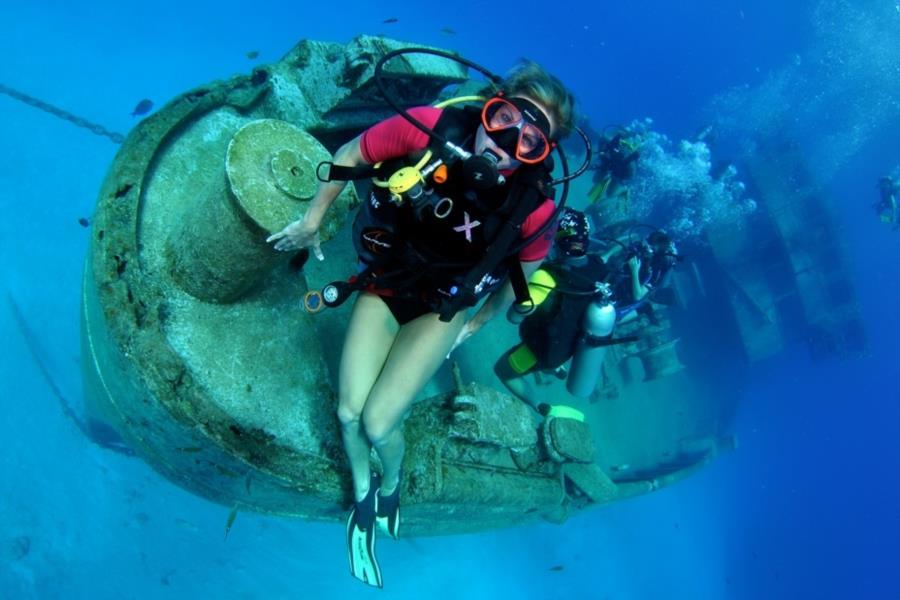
[447,320,479,358]
[267,218,323,259]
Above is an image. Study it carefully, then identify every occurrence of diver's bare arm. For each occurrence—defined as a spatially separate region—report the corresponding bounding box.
[629,258,650,301]
[305,138,366,226]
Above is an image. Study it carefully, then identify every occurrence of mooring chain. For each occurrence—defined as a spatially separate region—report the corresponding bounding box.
[0,83,125,144]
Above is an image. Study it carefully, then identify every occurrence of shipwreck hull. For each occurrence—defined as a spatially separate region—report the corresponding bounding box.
[81,36,730,535]
[706,137,867,363]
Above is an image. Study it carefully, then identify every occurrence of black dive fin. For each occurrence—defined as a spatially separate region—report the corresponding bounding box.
[346,505,383,588]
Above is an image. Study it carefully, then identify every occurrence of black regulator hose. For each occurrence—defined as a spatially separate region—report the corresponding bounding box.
[373,47,503,151]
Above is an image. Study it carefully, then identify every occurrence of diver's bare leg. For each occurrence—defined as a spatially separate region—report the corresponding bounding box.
[338,293,399,501]
[493,348,541,411]
[362,311,466,493]
[502,374,541,410]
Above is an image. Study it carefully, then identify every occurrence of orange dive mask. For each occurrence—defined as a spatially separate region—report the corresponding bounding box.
[481,94,553,164]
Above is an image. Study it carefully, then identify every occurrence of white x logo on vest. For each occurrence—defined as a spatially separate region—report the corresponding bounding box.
[453,211,481,242]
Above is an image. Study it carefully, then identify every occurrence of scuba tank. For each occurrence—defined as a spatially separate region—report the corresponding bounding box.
[566,295,617,398]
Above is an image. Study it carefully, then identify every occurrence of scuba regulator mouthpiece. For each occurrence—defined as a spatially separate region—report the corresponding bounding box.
[463,149,505,190]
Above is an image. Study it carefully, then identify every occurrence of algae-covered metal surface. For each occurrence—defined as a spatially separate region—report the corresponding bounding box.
[81,35,733,536]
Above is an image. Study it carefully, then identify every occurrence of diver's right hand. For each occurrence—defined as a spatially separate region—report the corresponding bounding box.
[266,219,324,260]
[446,319,479,359]
[628,256,641,273]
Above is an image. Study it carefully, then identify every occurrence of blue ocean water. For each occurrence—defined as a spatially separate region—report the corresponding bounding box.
[1,1,898,598]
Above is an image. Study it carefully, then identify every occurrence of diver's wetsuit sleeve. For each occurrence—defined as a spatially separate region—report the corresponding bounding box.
[518,199,557,261]
[359,106,443,164]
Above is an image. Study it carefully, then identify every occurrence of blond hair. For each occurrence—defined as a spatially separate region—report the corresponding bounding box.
[501,60,576,139]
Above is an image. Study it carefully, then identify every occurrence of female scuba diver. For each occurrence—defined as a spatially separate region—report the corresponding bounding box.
[266,59,575,588]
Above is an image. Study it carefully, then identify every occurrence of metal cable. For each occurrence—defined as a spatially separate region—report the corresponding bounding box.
[0,83,125,144]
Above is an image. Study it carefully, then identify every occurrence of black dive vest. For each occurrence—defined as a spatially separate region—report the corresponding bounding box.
[521,257,608,343]
[352,106,553,313]
[514,257,602,367]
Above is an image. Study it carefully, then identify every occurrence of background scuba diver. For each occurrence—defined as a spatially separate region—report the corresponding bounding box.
[614,229,680,321]
[875,175,898,229]
[586,128,641,205]
[494,210,679,410]
[267,61,575,587]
